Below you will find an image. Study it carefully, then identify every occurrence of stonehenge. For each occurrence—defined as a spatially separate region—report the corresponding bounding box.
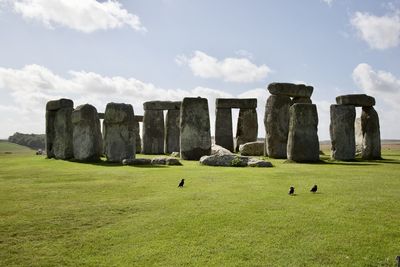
[46,98,74,159]
[103,103,136,162]
[330,94,381,160]
[180,97,211,160]
[215,98,258,152]
[133,115,143,154]
[142,101,181,154]
[71,104,103,161]
[264,83,314,159]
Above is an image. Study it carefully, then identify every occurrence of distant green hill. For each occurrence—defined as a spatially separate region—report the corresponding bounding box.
[0,140,35,154]
[8,132,45,150]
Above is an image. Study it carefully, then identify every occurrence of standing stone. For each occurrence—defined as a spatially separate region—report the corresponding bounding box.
[264,95,291,158]
[133,120,141,154]
[329,104,356,160]
[142,110,164,154]
[45,98,74,159]
[287,104,320,162]
[235,108,258,152]
[71,104,102,161]
[291,97,312,105]
[355,118,363,154]
[180,97,211,160]
[215,108,234,152]
[103,103,135,162]
[361,107,381,159]
[165,109,180,154]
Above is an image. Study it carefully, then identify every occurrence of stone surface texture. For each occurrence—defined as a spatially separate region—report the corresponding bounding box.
[336,94,375,107]
[216,98,257,109]
[268,83,313,98]
[200,154,272,167]
[103,103,135,162]
[355,118,363,153]
[143,101,181,110]
[180,97,211,160]
[291,97,312,105]
[142,110,164,154]
[235,108,258,151]
[361,107,381,159]
[239,141,264,156]
[133,120,141,154]
[287,104,320,162]
[71,104,103,161]
[211,144,234,156]
[165,109,180,154]
[264,95,291,158]
[215,108,234,152]
[329,104,356,160]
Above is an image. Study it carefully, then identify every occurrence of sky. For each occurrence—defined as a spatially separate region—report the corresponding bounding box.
[0,0,399,140]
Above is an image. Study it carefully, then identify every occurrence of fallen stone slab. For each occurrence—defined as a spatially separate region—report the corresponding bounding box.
[211,144,234,156]
[268,83,313,98]
[122,158,152,165]
[200,154,272,167]
[151,157,182,165]
[336,94,375,107]
[247,158,273,167]
[239,141,264,156]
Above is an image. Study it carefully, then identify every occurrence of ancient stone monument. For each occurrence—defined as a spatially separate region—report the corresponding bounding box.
[103,103,135,162]
[46,98,74,159]
[133,115,143,154]
[330,94,381,160]
[142,101,181,154]
[215,98,258,152]
[180,97,211,160]
[287,103,320,162]
[264,83,314,158]
[71,104,103,161]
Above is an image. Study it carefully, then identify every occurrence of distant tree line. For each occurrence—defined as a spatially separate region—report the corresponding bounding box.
[8,132,45,150]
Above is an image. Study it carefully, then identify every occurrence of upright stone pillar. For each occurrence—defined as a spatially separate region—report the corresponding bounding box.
[329,104,356,160]
[165,109,180,154]
[215,108,234,152]
[287,104,319,162]
[235,108,258,151]
[133,120,141,154]
[45,98,74,159]
[361,107,381,159]
[71,104,103,161]
[180,97,211,160]
[264,95,291,158]
[355,118,363,153]
[142,110,164,154]
[103,103,135,162]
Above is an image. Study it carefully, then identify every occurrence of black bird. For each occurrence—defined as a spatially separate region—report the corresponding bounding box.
[310,184,318,193]
[288,186,295,195]
[178,179,185,187]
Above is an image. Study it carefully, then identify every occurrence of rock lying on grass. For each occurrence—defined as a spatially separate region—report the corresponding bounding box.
[122,157,182,166]
[239,141,264,156]
[211,144,233,156]
[199,154,272,167]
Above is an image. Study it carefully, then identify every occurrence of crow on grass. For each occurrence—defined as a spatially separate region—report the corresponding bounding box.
[178,179,185,187]
[310,184,318,193]
[288,186,295,195]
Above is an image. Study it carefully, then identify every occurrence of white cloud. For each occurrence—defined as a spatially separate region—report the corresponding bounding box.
[351,10,400,50]
[6,0,146,33]
[177,51,271,83]
[352,63,400,139]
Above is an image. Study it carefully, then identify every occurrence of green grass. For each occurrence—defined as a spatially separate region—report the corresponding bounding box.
[1,142,400,266]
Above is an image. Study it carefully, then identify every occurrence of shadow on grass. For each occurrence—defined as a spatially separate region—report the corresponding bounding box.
[66,159,169,168]
[283,159,379,166]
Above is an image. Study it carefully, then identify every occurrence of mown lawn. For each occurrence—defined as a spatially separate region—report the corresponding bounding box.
[1,141,399,266]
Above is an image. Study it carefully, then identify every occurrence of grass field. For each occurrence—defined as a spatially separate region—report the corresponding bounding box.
[1,140,400,266]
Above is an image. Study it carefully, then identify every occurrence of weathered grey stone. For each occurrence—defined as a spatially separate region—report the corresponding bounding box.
[239,141,264,156]
[336,94,375,107]
[268,83,313,98]
[142,110,164,154]
[199,154,248,167]
[291,97,312,105]
[134,115,143,122]
[329,104,356,160]
[247,158,273,167]
[215,108,234,152]
[122,158,152,165]
[180,97,211,160]
[71,104,102,161]
[165,109,180,154]
[361,107,381,159]
[143,101,181,110]
[170,151,180,157]
[216,98,257,109]
[355,118,363,153]
[287,104,320,162]
[98,113,105,119]
[133,120,141,154]
[235,108,258,151]
[211,144,234,156]
[166,157,182,165]
[264,95,291,158]
[45,99,74,160]
[46,98,73,111]
[103,103,135,162]
[151,156,182,165]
